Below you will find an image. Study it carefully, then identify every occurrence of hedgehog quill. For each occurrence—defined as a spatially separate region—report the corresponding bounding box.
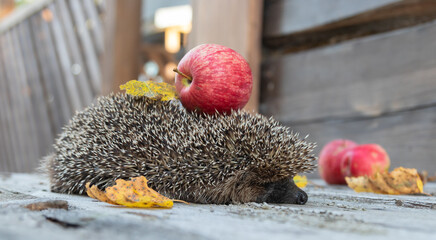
[43,94,316,204]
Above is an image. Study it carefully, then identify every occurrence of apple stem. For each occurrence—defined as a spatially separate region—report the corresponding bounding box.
[173,68,192,81]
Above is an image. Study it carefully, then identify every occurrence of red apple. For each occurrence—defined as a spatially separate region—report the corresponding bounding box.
[173,44,252,114]
[319,139,357,184]
[340,144,390,178]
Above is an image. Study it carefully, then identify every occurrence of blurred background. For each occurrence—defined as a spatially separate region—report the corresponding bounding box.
[0,0,435,176]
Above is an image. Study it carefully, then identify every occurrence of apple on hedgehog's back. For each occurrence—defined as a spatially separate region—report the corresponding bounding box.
[173,44,253,114]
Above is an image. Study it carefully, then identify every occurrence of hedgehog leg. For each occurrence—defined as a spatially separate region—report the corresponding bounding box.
[258,178,308,205]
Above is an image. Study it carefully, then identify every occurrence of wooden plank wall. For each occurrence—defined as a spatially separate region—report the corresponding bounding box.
[261,0,436,175]
[0,0,105,172]
[264,0,436,52]
[101,0,141,95]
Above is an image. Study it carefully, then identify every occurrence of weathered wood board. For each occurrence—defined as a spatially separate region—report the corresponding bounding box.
[68,0,101,93]
[101,0,141,95]
[264,0,399,36]
[261,20,436,174]
[54,0,95,103]
[0,0,104,172]
[31,13,72,134]
[261,21,436,123]
[291,107,436,174]
[17,21,54,159]
[264,0,436,52]
[1,173,436,239]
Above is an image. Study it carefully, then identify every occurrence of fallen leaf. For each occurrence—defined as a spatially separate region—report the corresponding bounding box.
[86,176,187,208]
[119,80,177,101]
[86,182,117,205]
[293,175,308,188]
[25,200,69,211]
[346,167,424,195]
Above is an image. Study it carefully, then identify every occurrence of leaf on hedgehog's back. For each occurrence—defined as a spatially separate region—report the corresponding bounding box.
[86,176,186,208]
[345,167,425,195]
[293,175,308,188]
[119,80,177,101]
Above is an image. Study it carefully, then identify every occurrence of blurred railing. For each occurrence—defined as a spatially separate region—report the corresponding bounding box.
[0,0,105,172]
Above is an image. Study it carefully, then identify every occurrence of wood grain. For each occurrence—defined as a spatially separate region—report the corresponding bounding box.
[49,3,83,111]
[261,21,436,123]
[101,0,141,95]
[264,0,398,37]
[31,14,71,135]
[68,0,101,94]
[0,37,16,171]
[264,0,436,52]
[81,0,104,55]
[55,0,94,102]
[17,21,54,158]
[8,26,42,171]
[0,0,103,172]
[0,31,30,171]
[290,106,436,174]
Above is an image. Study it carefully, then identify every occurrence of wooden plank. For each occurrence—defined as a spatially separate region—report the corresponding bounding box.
[0,101,8,171]
[189,0,263,113]
[48,3,83,111]
[68,0,101,94]
[0,31,29,171]
[261,21,436,124]
[2,31,28,171]
[264,0,436,52]
[81,0,104,55]
[264,0,399,36]
[101,0,141,95]
[30,14,71,134]
[54,0,94,104]
[290,106,436,174]
[0,0,53,34]
[8,25,43,171]
[17,20,54,159]
[0,40,15,172]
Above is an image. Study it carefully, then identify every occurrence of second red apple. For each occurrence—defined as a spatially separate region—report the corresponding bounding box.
[340,144,390,178]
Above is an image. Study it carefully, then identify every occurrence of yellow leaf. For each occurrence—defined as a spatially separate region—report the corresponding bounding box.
[86,176,186,208]
[86,182,118,205]
[345,167,425,195]
[369,172,401,195]
[119,80,177,101]
[293,175,308,188]
[345,176,376,193]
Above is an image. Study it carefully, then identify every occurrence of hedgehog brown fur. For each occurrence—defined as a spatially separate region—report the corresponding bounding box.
[43,93,316,204]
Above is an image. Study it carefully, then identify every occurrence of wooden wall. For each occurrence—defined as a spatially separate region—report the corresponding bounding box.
[0,0,104,172]
[261,0,436,174]
[101,0,141,95]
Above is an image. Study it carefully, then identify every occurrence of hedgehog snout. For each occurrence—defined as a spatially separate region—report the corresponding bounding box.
[295,190,308,205]
[258,178,308,205]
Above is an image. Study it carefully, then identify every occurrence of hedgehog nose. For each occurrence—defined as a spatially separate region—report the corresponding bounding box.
[296,191,308,205]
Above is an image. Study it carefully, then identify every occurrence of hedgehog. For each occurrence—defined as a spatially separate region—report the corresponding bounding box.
[43,93,316,204]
